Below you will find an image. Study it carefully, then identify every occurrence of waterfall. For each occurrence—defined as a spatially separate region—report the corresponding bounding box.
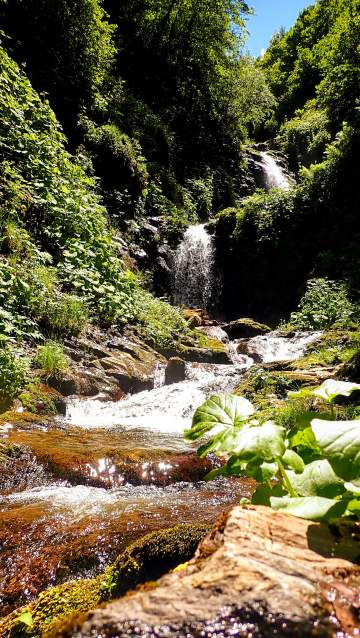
[257,151,291,191]
[173,224,214,309]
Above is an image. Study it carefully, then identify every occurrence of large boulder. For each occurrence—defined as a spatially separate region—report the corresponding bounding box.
[223,317,271,339]
[47,334,164,398]
[55,505,360,637]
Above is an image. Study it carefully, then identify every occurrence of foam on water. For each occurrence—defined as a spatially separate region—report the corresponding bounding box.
[64,332,322,432]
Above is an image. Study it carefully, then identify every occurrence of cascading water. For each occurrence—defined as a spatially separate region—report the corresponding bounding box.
[64,331,322,434]
[173,224,214,309]
[0,329,322,614]
[257,151,291,191]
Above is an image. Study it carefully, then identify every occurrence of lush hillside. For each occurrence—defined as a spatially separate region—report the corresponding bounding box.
[215,0,360,323]
[0,42,191,357]
[0,0,274,232]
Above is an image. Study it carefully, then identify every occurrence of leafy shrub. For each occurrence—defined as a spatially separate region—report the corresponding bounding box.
[45,294,89,337]
[134,292,191,350]
[278,102,331,171]
[290,278,357,330]
[0,348,27,402]
[60,240,138,325]
[34,341,69,378]
[183,173,214,219]
[82,120,148,198]
[186,380,360,522]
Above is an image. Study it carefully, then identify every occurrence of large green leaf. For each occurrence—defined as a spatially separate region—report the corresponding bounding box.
[287,459,345,497]
[282,449,305,473]
[344,480,360,495]
[184,394,255,442]
[245,458,278,482]
[270,496,347,521]
[232,421,286,462]
[290,379,360,403]
[311,418,360,480]
[312,379,360,402]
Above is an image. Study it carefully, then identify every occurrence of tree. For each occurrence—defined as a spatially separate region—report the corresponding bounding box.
[0,0,115,135]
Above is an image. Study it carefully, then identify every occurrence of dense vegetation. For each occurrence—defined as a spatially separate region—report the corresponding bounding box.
[0,0,359,387]
[187,381,360,522]
[215,0,360,322]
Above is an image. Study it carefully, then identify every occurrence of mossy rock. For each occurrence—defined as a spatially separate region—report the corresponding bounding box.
[101,523,208,599]
[0,524,208,638]
[293,329,360,371]
[235,367,320,407]
[223,317,271,339]
[0,411,45,426]
[19,384,65,416]
[178,333,230,364]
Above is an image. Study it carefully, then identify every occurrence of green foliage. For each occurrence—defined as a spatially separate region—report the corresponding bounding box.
[0,46,189,342]
[19,383,61,415]
[277,102,331,171]
[0,348,27,402]
[186,379,360,522]
[228,56,277,136]
[134,292,192,350]
[261,0,360,130]
[45,294,89,337]
[34,341,69,378]
[0,0,116,130]
[290,278,357,330]
[82,119,148,199]
[216,121,360,321]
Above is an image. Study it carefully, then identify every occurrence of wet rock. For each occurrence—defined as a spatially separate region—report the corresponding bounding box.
[182,308,208,327]
[19,383,66,416]
[235,365,329,406]
[198,326,229,343]
[0,525,208,638]
[165,358,186,385]
[0,438,49,494]
[0,479,251,615]
[47,371,101,398]
[47,334,164,398]
[179,346,231,365]
[55,506,360,638]
[223,317,271,339]
[1,424,219,489]
[236,339,262,362]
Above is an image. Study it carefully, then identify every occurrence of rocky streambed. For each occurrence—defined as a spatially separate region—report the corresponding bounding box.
[2,322,354,637]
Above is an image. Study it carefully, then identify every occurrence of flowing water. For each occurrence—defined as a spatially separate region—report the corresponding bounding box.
[173,224,215,309]
[257,151,291,191]
[0,330,321,616]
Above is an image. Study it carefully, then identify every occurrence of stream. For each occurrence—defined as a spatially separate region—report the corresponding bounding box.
[0,152,308,618]
[0,329,320,615]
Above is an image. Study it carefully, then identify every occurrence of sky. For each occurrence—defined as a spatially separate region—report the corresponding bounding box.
[244,0,315,57]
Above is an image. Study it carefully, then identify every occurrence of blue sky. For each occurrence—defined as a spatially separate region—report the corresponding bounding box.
[244,0,315,57]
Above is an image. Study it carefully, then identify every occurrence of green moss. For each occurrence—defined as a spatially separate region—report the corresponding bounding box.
[0,410,45,425]
[294,329,360,370]
[0,524,208,638]
[235,367,318,408]
[19,384,63,416]
[196,333,228,354]
[0,577,103,638]
[101,523,208,599]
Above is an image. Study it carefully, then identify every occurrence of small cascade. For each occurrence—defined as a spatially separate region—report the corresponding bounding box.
[173,224,214,309]
[232,331,323,365]
[257,151,291,191]
[64,331,321,433]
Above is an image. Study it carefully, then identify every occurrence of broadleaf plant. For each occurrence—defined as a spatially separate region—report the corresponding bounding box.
[185,380,360,523]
